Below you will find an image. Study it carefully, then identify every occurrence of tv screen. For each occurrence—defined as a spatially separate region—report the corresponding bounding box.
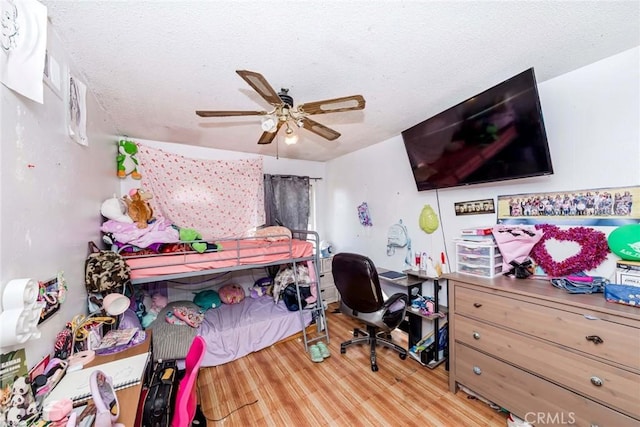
[401,68,553,191]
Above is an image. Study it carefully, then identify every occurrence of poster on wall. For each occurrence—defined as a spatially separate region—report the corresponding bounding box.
[454,198,495,216]
[497,185,640,226]
[67,72,88,146]
[43,48,63,99]
[0,0,48,103]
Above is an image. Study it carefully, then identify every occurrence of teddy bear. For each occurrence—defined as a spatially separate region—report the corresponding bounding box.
[124,188,154,228]
[117,139,142,180]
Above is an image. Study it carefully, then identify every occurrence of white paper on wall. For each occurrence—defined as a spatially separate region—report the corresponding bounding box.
[0,0,47,103]
[68,72,88,146]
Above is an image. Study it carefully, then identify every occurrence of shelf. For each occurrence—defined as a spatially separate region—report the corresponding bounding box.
[408,350,447,370]
[406,306,448,321]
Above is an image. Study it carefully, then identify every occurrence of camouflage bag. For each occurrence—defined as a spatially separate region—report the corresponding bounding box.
[84,242,130,294]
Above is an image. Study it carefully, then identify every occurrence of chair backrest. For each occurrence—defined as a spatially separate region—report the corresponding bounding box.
[332,253,385,313]
[171,336,206,427]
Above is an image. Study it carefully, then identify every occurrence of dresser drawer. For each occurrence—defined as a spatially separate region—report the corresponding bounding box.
[455,344,639,427]
[455,286,640,368]
[455,315,640,418]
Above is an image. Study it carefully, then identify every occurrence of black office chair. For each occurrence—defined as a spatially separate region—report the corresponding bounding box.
[332,252,408,371]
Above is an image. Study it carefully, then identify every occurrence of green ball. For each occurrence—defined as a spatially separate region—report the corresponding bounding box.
[607,224,640,261]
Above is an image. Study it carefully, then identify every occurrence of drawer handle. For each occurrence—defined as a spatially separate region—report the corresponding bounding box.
[473,366,482,375]
[590,376,603,387]
[585,335,604,345]
[472,332,480,340]
[473,303,482,308]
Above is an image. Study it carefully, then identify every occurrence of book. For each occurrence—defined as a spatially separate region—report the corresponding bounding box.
[378,270,407,281]
[95,328,138,351]
[43,352,149,406]
[1,348,38,425]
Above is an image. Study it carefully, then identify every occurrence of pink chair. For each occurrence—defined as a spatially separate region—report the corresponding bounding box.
[171,336,206,427]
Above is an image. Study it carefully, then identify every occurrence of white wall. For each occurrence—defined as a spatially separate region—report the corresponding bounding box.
[325,47,640,296]
[0,27,119,364]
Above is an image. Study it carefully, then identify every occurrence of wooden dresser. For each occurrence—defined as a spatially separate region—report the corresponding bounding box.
[446,273,640,427]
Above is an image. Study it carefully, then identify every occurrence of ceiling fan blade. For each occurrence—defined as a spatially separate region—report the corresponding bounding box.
[257,120,284,145]
[302,118,341,141]
[236,70,282,106]
[196,110,268,117]
[298,95,365,115]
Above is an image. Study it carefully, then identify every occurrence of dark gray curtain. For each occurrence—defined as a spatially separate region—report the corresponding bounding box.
[264,174,310,231]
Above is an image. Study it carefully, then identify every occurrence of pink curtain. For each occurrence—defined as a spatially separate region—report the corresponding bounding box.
[137,145,265,240]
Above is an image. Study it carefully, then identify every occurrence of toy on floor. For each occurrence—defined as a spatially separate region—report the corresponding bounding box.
[124,189,154,229]
[117,139,141,180]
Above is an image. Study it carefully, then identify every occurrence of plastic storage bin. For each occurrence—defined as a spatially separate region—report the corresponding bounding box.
[455,240,502,278]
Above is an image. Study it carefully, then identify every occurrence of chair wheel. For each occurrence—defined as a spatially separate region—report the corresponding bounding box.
[353,328,359,337]
[340,345,346,354]
[371,364,379,372]
[399,353,407,360]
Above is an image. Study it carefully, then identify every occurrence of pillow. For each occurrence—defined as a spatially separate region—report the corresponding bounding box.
[147,301,199,361]
[218,283,245,304]
[254,226,292,241]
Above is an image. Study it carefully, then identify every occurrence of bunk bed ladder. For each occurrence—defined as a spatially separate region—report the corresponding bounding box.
[291,256,329,352]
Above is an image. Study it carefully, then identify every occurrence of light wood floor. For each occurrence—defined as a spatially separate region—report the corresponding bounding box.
[198,303,508,426]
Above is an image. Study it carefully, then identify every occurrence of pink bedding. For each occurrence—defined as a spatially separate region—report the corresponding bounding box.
[124,238,314,281]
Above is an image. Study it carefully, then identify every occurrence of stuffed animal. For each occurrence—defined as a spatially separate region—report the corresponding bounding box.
[193,290,221,309]
[10,377,30,406]
[124,189,154,228]
[100,195,133,223]
[117,139,142,180]
[141,293,168,328]
[250,277,273,299]
[5,406,25,427]
[218,284,245,305]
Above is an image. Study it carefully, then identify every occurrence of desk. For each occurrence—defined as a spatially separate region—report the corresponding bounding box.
[377,269,447,368]
[82,331,151,425]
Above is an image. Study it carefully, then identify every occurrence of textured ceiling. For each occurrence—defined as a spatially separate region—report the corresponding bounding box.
[41,1,639,162]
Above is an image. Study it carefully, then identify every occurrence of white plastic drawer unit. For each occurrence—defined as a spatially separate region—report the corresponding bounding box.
[455,241,503,278]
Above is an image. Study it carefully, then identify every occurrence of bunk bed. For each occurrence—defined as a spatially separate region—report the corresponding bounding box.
[116,230,329,367]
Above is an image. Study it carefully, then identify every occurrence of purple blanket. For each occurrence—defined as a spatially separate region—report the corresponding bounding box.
[101,216,179,248]
[198,296,312,367]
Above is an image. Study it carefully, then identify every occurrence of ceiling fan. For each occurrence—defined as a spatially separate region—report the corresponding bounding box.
[196,70,365,145]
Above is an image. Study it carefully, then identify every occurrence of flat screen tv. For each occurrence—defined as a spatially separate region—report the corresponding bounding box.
[401,68,553,191]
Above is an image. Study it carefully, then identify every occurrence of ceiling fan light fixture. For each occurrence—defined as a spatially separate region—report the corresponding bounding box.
[284,123,298,145]
[261,116,277,132]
